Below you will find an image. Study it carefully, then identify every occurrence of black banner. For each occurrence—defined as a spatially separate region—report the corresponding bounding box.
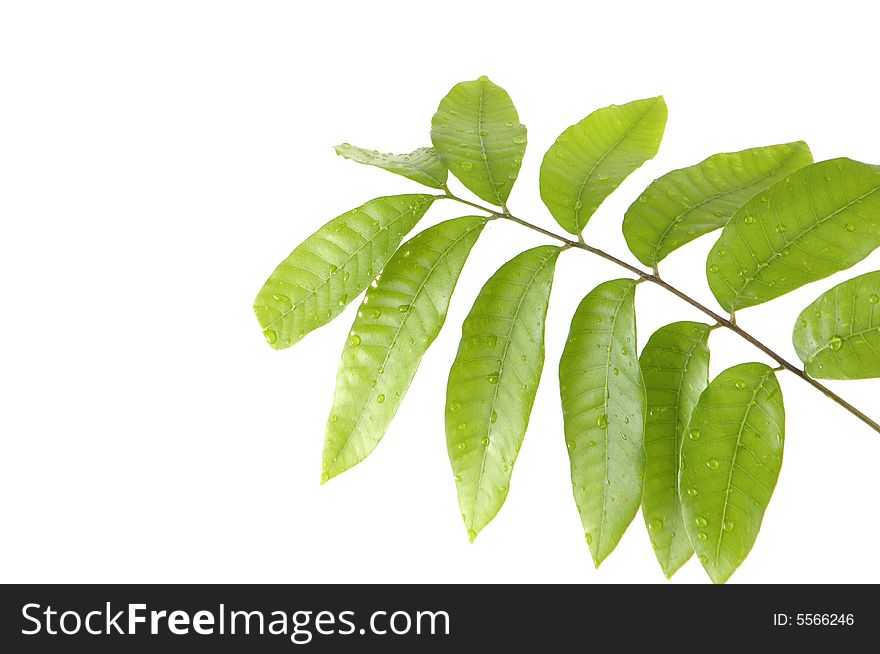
[0,584,871,651]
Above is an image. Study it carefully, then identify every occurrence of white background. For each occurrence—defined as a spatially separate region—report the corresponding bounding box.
[2,1,879,584]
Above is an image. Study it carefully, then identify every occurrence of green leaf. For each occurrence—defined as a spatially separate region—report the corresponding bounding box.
[707,158,880,312]
[334,143,448,190]
[623,142,813,268]
[431,76,527,207]
[680,363,785,584]
[322,217,488,480]
[559,278,646,566]
[792,270,880,379]
[446,245,561,540]
[639,321,711,578]
[254,194,435,349]
[540,97,667,236]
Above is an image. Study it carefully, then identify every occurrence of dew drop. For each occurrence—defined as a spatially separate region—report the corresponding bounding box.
[743,215,755,224]
[398,304,410,313]
[597,414,608,429]
[479,129,489,137]
[369,308,381,319]
[487,372,500,384]
[331,415,338,424]
[699,554,708,565]
[828,336,843,351]
[687,487,698,497]
[689,429,701,441]
[585,533,593,545]
[706,458,720,470]
[612,367,619,376]
[649,517,664,532]
[870,294,880,305]
[845,223,855,232]
[696,516,708,527]
[708,264,719,273]
[460,161,473,170]
[449,400,462,412]
[321,472,329,483]
[467,529,477,542]
[272,293,291,304]
[487,335,498,348]
[723,520,735,532]
[376,394,385,404]
[566,439,576,451]
[338,294,348,307]
[349,334,361,346]
[491,411,498,424]
[512,135,526,144]
[263,329,277,345]
[454,474,462,483]
[457,423,466,432]
[698,532,708,542]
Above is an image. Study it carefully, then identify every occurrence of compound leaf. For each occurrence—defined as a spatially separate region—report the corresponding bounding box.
[446,245,561,541]
[680,363,785,584]
[322,216,488,481]
[623,142,813,267]
[431,76,526,207]
[639,321,711,578]
[793,270,880,379]
[334,143,448,190]
[707,158,880,312]
[540,97,667,236]
[254,194,435,349]
[559,278,645,566]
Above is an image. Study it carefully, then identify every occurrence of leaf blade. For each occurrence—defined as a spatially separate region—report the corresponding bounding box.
[639,321,711,578]
[707,158,880,311]
[793,270,880,379]
[559,278,646,566]
[431,76,527,207]
[254,194,435,349]
[446,245,561,540]
[322,216,488,480]
[623,142,813,267]
[334,143,448,189]
[680,363,785,584]
[540,97,667,235]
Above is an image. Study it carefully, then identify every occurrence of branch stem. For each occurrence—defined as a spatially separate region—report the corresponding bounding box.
[441,192,880,434]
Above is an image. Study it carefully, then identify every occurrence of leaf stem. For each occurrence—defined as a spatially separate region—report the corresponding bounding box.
[441,192,880,435]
